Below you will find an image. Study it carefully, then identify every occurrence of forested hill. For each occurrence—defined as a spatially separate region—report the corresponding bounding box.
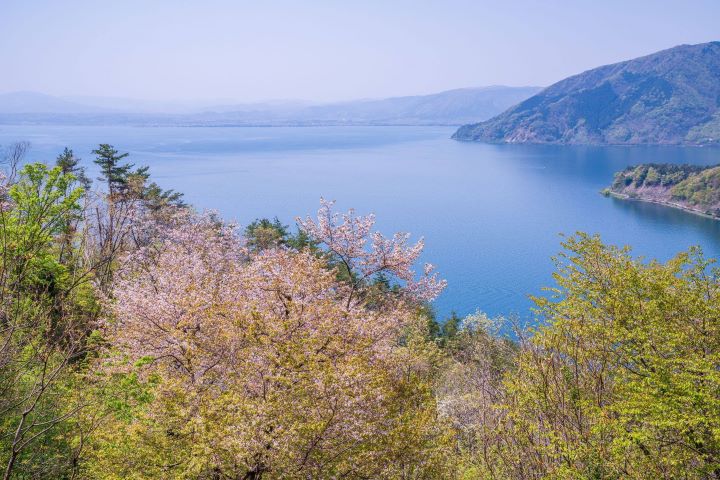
[605,163,720,218]
[454,42,720,145]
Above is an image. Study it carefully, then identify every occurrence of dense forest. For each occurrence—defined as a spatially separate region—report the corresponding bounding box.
[0,144,719,479]
[607,163,720,218]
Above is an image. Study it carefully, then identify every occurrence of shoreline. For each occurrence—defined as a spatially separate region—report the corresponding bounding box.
[603,190,720,221]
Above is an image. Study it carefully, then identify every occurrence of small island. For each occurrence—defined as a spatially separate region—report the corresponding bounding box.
[604,163,720,219]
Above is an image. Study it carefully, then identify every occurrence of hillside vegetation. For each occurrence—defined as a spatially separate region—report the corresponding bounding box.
[454,42,720,145]
[608,163,720,217]
[0,143,719,478]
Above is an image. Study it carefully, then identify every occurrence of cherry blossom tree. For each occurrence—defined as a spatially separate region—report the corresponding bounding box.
[89,202,453,479]
[297,199,446,305]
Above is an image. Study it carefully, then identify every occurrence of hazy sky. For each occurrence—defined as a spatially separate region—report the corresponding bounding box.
[1,0,718,102]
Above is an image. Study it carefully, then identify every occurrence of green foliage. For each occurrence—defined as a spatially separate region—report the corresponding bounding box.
[141,181,185,212]
[4,163,84,293]
[470,234,720,479]
[286,227,317,251]
[441,311,461,341]
[0,163,92,478]
[56,147,91,189]
[92,144,148,196]
[0,150,196,478]
[421,304,442,340]
[244,216,289,251]
[671,165,720,207]
[610,163,707,191]
[244,216,319,253]
[92,143,184,217]
[609,163,720,216]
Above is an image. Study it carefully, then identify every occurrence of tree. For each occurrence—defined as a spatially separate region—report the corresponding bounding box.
[0,164,92,479]
[439,311,461,346]
[297,199,446,305]
[0,150,204,478]
[55,148,92,266]
[244,217,289,251]
[56,147,91,189]
[0,142,29,184]
[92,144,147,197]
[286,228,317,252]
[140,181,185,212]
[437,312,516,478]
[86,203,454,479]
[244,217,319,253]
[88,144,184,289]
[458,234,720,479]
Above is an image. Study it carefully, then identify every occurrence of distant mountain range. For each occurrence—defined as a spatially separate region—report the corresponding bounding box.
[454,42,720,145]
[0,86,541,127]
[0,92,110,115]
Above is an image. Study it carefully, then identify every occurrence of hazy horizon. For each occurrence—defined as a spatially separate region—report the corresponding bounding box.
[1,0,719,103]
[0,85,543,107]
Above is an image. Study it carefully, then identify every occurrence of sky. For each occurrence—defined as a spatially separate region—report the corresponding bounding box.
[0,0,718,103]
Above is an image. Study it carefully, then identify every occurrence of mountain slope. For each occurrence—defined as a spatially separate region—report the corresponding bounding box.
[0,86,540,126]
[453,42,720,145]
[277,86,543,125]
[0,92,111,114]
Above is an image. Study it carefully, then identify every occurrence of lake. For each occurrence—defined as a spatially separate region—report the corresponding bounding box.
[2,124,720,321]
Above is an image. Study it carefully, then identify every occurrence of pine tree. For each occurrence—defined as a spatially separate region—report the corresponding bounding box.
[55,148,91,189]
[142,181,185,212]
[92,144,138,196]
[441,311,461,342]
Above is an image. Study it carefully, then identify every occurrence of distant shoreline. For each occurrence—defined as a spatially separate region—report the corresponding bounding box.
[603,190,720,221]
[604,163,720,221]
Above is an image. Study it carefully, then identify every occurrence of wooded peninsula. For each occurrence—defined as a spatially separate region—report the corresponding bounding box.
[605,163,720,219]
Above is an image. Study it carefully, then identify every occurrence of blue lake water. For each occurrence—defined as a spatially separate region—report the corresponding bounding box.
[2,124,720,320]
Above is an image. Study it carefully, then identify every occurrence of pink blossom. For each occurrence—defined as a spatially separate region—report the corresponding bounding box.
[298,198,446,303]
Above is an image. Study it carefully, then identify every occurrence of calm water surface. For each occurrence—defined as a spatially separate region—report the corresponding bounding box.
[2,125,720,320]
